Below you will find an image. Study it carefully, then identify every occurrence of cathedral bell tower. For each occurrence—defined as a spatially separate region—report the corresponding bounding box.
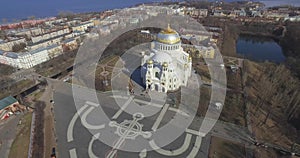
[146,60,153,90]
[160,62,169,92]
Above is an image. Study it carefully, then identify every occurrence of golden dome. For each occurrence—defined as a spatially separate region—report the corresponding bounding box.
[160,24,177,34]
[147,60,153,64]
[188,56,192,61]
[157,24,181,45]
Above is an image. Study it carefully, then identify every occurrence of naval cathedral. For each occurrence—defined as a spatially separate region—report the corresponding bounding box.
[141,25,192,93]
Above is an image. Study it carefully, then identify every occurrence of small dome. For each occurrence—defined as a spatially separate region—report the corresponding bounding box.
[162,62,168,67]
[147,60,153,64]
[152,52,172,63]
[156,24,181,45]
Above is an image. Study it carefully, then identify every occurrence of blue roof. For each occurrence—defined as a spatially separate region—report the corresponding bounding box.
[30,47,48,54]
[0,51,19,59]
[46,44,60,49]
[6,52,18,59]
[63,38,76,43]
[0,96,18,110]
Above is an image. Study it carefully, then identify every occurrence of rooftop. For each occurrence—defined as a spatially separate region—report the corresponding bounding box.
[0,96,18,110]
[63,38,76,43]
[0,51,19,59]
[30,47,48,54]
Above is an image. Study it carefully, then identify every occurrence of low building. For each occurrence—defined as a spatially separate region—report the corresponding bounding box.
[194,45,215,59]
[0,96,21,120]
[98,25,111,35]
[264,11,289,19]
[185,8,208,17]
[198,9,208,17]
[180,29,212,44]
[7,27,44,37]
[71,21,94,33]
[0,51,21,68]
[71,30,85,37]
[251,10,262,17]
[230,8,247,17]
[284,15,300,22]
[46,44,63,58]
[0,38,26,51]
[44,18,67,26]
[62,38,78,51]
[0,46,50,69]
[213,10,227,17]
[27,35,64,51]
[182,45,215,59]
[129,17,139,24]
[29,47,50,66]
[17,52,34,69]
[31,28,69,44]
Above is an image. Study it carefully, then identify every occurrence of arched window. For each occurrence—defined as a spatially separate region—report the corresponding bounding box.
[155,72,160,78]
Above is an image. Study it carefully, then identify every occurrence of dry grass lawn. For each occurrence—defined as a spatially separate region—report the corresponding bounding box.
[209,136,246,158]
[9,112,32,158]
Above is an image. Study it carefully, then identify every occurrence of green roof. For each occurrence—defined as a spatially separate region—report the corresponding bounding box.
[0,96,18,110]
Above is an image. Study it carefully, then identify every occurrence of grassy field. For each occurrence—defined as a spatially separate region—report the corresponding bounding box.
[0,79,35,99]
[8,112,32,158]
[192,57,246,126]
[209,136,246,158]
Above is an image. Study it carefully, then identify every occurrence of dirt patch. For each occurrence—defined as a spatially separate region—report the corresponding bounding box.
[31,101,45,158]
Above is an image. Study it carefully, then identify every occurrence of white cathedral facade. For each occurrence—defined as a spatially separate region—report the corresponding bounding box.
[141,25,192,93]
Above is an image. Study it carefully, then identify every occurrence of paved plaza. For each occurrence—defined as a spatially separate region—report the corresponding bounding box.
[53,81,214,158]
